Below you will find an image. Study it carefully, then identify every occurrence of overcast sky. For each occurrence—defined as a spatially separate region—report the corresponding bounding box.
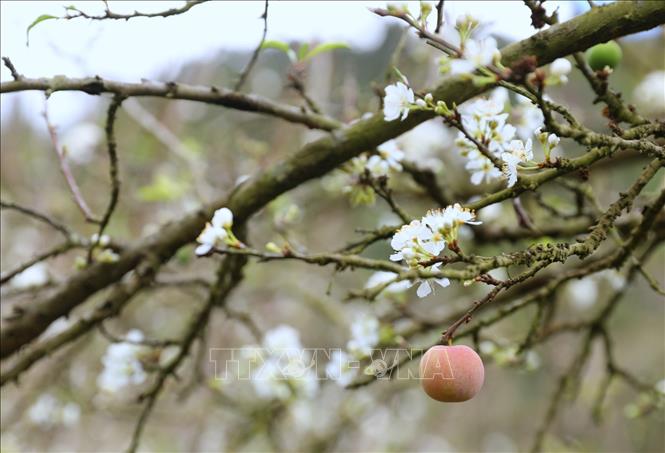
[0,1,598,128]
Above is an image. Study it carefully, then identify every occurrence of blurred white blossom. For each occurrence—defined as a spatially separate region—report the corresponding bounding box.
[10,262,49,289]
[60,122,104,165]
[28,394,80,428]
[325,350,358,387]
[97,329,148,393]
[347,314,380,358]
[512,95,544,140]
[448,37,500,75]
[633,70,665,116]
[548,58,572,84]
[567,277,598,310]
[251,325,319,401]
[365,271,410,294]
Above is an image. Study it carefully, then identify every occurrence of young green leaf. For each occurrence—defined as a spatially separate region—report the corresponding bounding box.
[297,43,310,61]
[302,42,349,61]
[260,40,290,53]
[26,14,58,46]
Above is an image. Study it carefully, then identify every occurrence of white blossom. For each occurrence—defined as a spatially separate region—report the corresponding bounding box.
[383,82,415,121]
[457,97,517,185]
[325,350,358,387]
[397,120,452,171]
[345,140,404,183]
[61,403,81,427]
[263,324,303,359]
[91,233,111,247]
[10,262,49,289]
[598,269,626,290]
[377,140,404,171]
[655,379,665,395]
[97,329,148,393]
[212,207,233,228]
[501,139,533,188]
[567,278,598,310]
[365,155,390,178]
[549,58,572,84]
[415,262,450,298]
[28,394,81,428]
[60,122,104,165]
[28,394,59,428]
[460,97,505,119]
[465,153,503,185]
[422,203,482,244]
[388,204,481,298]
[195,207,239,255]
[550,58,571,76]
[513,95,544,140]
[347,314,380,358]
[251,325,319,401]
[365,271,411,294]
[450,37,500,75]
[633,70,665,116]
[389,219,445,264]
[501,153,522,188]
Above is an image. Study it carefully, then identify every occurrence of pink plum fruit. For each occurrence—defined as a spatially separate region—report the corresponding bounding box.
[419,345,485,402]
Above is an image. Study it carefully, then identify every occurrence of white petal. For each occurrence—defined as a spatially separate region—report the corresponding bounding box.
[212,207,233,228]
[389,252,403,262]
[416,281,432,298]
[435,278,451,288]
[195,244,213,256]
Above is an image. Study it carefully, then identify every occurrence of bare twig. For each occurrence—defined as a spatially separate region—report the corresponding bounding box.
[64,0,209,21]
[43,100,99,223]
[434,0,445,34]
[88,95,124,262]
[235,0,269,91]
[0,200,73,240]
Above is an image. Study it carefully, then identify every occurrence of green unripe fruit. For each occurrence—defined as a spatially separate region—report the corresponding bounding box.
[586,41,622,71]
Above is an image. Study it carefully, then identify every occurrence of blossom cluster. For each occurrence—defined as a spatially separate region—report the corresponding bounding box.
[382,80,561,189]
[97,329,149,394]
[342,140,405,205]
[389,204,481,298]
[455,95,563,188]
[195,207,243,256]
[325,314,382,387]
[437,14,501,76]
[244,325,318,401]
[28,394,81,429]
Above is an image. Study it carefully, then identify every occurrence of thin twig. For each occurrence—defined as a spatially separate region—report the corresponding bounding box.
[0,200,73,239]
[43,100,99,223]
[64,0,209,21]
[235,0,269,91]
[434,0,445,34]
[88,95,124,263]
[1,56,21,80]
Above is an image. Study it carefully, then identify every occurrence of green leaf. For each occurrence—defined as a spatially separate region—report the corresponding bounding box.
[302,42,349,61]
[260,40,290,53]
[137,174,189,202]
[297,43,310,61]
[26,14,58,46]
